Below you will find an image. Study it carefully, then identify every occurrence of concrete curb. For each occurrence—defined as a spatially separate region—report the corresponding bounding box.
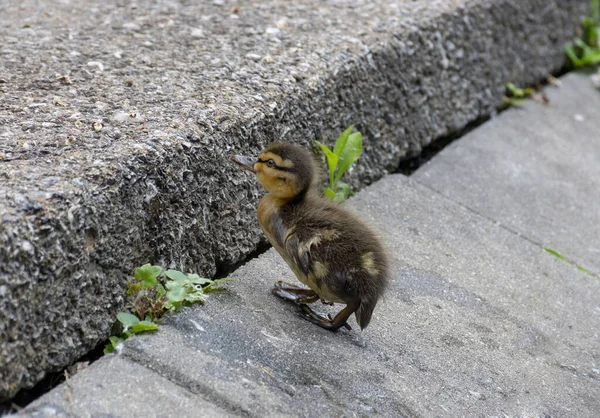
[16,170,600,417]
[0,0,590,400]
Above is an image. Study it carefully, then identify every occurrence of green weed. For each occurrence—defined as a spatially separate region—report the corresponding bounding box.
[565,0,600,67]
[104,264,233,354]
[502,82,534,107]
[315,125,363,202]
[502,81,550,107]
[543,247,597,278]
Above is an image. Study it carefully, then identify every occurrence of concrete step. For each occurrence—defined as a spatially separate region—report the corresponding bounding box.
[18,170,600,417]
[0,0,591,402]
[11,356,230,418]
[414,72,600,275]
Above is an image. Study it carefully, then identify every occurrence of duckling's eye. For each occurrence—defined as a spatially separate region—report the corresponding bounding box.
[266,159,276,168]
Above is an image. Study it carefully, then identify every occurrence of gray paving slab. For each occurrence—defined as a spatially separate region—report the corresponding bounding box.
[24,175,600,417]
[9,356,230,418]
[0,0,589,398]
[414,72,600,275]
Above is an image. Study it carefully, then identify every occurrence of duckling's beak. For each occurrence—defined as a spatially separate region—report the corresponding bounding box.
[229,155,257,173]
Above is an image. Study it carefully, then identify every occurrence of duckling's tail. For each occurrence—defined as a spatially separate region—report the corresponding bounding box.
[355,300,377,330]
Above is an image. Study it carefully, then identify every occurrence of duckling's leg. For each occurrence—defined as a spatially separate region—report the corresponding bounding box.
[299,303,355,331]
[272,281,319,304]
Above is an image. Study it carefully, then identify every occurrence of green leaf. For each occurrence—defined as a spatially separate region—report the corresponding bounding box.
[502,96,527,107]
[583,19,599,47]
[323,188,335,199]
[544,247,569,262]
[164,300,175,311]
[127,282,141,295]
[203,284,222,293]
[575,38,600,64]
[117,312,140,330]
[130,321,159,333]
[104,336,126,354]
[156,283,166,299]
[184,292,207,303]
[315,141,338,187]
[337,182,350,199]
[186,273,213,285]
[577,265,592,275]
[506,82,519,96]
[199,277,233,294]
[333,125,354,156]
[134,264,162,288]
[166,281,186,302]
[333,191,347,202]
[166,279,182,290]
[165,269,188,284]
[505,83,532,99]
[212,277,235,284]
[334,132,362,183]
[566,38,600,67]
[582,48,600,66]
[506,82,525,98]
[544,248,595,277]
[565,42,584,67]
[109,336,121,347]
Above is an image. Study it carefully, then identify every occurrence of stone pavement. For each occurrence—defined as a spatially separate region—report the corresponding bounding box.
[0,0,589,399]
[13,72,600,417]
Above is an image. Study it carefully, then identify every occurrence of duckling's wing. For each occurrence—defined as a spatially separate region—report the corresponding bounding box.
[284,232,312,277]
[283,221,343,280]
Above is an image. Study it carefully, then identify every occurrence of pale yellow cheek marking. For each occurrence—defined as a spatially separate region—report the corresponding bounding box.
[361,252,379,276]
[257,165,300,199]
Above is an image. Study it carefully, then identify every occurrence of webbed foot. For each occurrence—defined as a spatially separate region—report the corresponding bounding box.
[299,304,352,331]
[272,281,319,304]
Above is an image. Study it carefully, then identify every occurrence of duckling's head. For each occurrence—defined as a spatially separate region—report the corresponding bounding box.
[230,142,317,200]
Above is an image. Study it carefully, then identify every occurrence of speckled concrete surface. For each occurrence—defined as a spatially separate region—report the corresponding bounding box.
[18,174,600,417]
[414,72,600,275]
[13,356,231,418]
[0,0,589,400]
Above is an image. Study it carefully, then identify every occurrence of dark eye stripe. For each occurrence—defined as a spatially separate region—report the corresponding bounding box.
[257,159,292,171]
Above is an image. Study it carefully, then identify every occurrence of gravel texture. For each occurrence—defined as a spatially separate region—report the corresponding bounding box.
[0,0,589,400]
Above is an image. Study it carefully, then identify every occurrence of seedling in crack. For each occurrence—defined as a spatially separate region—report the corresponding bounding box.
[315,125,363,202]
[104,264,233,354]
[565,0,600,67]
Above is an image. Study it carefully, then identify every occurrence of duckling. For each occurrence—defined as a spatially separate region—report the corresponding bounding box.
[230,142,388,331]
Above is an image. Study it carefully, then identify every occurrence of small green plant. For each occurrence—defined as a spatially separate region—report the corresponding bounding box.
[104,264,233,354]
[503,82,534,107]
[502,82,550,107]
[544,247,597,278]
[565,0,600,67]
[315,125,363,202]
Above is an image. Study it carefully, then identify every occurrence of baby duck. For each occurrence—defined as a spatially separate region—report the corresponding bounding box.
[230,142,388,331]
